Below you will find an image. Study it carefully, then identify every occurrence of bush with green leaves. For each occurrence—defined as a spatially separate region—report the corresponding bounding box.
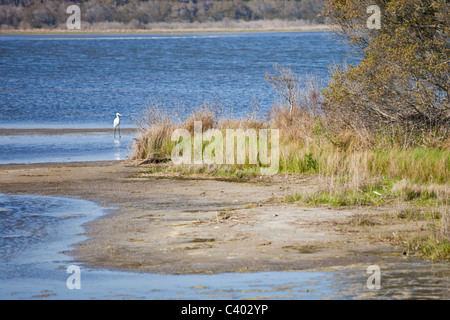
[322,0,449,147]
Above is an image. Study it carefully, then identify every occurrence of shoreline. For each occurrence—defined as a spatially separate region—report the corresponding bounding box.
[0,160,421,275]
[0,25,330,36]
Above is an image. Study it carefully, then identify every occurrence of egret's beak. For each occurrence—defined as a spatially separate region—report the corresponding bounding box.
[118,113,123,117]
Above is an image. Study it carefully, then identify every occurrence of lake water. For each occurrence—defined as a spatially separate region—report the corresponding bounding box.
[0,132,134,164]
[0,32,354,129]
[0,32,356,165]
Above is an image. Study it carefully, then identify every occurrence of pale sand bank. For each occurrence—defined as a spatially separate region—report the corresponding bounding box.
[0,160,413,274]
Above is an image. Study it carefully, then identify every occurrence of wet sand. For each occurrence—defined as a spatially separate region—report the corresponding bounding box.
[0,159,412,274]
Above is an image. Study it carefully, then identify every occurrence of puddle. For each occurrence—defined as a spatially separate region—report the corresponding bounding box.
[0,193,448,300]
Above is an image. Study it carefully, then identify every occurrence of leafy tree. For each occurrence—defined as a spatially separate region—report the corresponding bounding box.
[322,0,449,147]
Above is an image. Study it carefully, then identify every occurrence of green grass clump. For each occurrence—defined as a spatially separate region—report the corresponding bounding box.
[370,148,449,184]
[403,232,450,262]
[286,188,385,207]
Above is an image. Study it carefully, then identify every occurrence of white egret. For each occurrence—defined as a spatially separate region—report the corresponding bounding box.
[114,113,123,138]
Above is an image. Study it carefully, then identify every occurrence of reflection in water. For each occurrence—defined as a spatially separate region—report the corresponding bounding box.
[0,132,134,164]
[0,194,449,300]
[377,264,450,299]
[312,263,450,300]
[113,138,122,161]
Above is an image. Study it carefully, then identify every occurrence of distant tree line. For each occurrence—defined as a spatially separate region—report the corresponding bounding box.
[0,0,325,29]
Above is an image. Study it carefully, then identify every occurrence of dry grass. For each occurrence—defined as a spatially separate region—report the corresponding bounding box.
[442,208,450,240]
[394,205,450,262]
[130,69,449,262]
[392,180,449,204]
[131,101,270,163]
[132,66,448,189]
[182,104,219,133]
[131,103,177,161]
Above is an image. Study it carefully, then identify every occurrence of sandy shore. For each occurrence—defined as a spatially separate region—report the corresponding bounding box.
[0,25,330,36]
[0,160,414,274]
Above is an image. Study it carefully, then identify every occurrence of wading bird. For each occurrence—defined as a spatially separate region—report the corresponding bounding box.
[114,113,123,138]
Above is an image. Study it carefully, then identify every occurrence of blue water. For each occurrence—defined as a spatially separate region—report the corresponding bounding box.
[0,32,354,128]
[0,32,356,164]
[1,194,448,300]
[0,133,133,164]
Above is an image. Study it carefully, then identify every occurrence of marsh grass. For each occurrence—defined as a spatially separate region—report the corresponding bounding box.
[131,68,449,261]
[131,93,448,191]
[342,205,450,262]
[399,207,450,262]
[285,176,449,209]
[132,68,449,185]
[132,102,177,161]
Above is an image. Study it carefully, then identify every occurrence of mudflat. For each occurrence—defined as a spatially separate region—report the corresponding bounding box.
[0,160,407,274]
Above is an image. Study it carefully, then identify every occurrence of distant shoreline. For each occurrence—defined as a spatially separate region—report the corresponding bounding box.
[0,24,330,36]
